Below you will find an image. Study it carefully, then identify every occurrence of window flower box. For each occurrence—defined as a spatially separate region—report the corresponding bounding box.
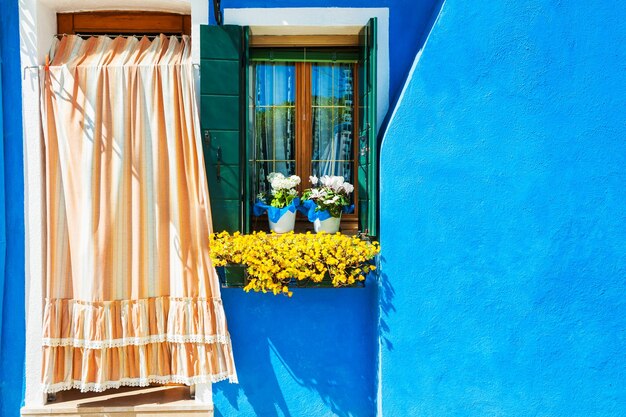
[210,231,379,295]
[216,264,374,289]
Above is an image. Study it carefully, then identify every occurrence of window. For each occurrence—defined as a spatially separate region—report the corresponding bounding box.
[200,20,378,237]
[249,52,360,232]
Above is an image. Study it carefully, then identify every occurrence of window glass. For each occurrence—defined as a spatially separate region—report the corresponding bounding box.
[253,63,296,195]
[311,63,355,185]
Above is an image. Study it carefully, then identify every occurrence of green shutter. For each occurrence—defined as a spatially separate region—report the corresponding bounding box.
[358,18,378,237]
[200,25,248,233]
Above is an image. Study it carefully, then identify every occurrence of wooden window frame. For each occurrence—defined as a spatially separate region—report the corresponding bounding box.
[250,54,361,234]
[57,11,191,36]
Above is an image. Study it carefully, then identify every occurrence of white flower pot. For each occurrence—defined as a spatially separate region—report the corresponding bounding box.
[269,210,296,233]
[313,214,341,233]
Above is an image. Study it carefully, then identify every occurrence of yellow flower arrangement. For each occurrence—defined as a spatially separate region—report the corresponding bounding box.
[210,231,380,296]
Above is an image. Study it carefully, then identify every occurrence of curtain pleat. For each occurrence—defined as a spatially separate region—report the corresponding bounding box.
[40,34,237,393]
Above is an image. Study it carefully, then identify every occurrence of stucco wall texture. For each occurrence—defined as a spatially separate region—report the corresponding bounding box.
[380,0,625,416]
[0,0,26,414]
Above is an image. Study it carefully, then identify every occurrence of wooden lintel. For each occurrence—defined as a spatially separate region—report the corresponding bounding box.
[250,35,360,48]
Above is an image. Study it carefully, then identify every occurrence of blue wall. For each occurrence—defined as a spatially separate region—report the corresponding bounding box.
[215,277,379,417]
[0,0,26,414]
[380,0,626,416]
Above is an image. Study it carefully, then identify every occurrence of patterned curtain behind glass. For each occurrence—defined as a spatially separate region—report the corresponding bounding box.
[312,63,354,184]
[254,62,296,195]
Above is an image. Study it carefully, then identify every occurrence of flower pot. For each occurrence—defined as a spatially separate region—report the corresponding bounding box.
[313,214,341,233]
[269,210,296,233]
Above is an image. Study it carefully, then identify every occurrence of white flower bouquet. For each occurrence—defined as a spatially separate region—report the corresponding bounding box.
[255,172,301,233]
[302,175,354,218]
[261,172,301,208]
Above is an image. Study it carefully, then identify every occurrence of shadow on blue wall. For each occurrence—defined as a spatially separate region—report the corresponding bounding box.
[377,255,395,353]
[213,274,379,417]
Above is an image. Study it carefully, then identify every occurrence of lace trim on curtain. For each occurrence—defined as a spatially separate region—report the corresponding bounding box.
[43,334,231,349]
[43,296,229,348]
[42,338,239,393]
[43,372,237,394]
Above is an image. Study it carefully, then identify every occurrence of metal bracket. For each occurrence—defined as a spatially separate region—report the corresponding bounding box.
[23,65,40,80]
[212,0,223,25]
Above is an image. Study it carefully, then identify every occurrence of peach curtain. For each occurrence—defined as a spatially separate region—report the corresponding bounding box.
[40,35,237,393]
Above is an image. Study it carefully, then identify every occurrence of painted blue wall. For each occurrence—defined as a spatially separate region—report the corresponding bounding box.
[0,0,26,415]
[380,0,626,416]
[215,277,379,417]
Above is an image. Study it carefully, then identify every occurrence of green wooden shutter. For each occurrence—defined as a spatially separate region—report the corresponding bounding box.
[358,18,378,237]
[200,25,248,233]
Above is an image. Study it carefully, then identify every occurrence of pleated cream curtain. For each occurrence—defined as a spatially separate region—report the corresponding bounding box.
[40,34,237,393]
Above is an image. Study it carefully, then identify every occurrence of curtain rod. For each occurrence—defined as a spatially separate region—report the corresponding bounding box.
[24,62,200,80]
[55,33,187,39]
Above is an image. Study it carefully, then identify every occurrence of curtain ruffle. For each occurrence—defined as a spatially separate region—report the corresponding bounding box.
[42,296,238,393]
[43,297,229,348]
[42,340,238,393]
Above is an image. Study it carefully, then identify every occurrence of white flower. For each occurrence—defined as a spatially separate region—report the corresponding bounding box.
[309,175,318,185]
[289,175,301,186]
[267,172,301,191]
[310,188,327,199]
[267,172,284,182]
[317,175,355,194]
[341,182,354,194]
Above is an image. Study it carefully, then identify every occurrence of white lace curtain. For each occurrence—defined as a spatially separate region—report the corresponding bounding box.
[40,34,237,393]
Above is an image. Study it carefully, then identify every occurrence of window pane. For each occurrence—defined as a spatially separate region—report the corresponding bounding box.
[311,63,355,185]
[253,62,296,196]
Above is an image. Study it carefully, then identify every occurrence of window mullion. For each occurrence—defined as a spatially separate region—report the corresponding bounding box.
[295,62,313,191]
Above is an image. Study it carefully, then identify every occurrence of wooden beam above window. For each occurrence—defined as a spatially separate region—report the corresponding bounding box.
[57,11,191,36]
[250,35,360,48]
[248,26,362,47]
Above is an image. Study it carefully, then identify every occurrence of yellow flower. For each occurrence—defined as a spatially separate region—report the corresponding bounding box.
[209,231,380,296]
